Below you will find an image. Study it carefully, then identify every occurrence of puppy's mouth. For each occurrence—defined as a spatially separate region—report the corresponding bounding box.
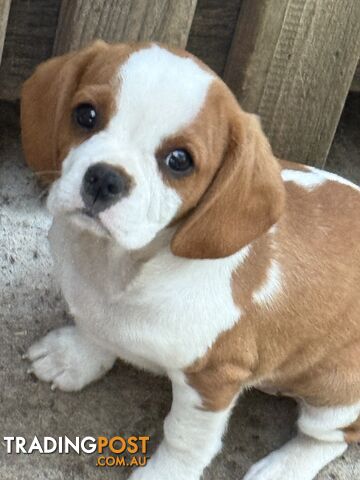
[67,209,111,238]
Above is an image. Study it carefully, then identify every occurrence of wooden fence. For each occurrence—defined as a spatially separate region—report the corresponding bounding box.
[0,0,359,168]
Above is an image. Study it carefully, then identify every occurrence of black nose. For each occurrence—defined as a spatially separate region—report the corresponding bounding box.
[81,163,128,214]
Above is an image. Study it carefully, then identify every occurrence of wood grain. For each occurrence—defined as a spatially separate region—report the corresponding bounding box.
[187,0,243,76]
[53,0,198,55]
[350,61,360,92]
[0,0,61,100]
[224,0,360,167]
[0,0,11,65]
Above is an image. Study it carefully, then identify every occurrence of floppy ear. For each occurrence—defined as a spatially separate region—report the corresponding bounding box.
[21,41,108,183]
[171,113,285,259]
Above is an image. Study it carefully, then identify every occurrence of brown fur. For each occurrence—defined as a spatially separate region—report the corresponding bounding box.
[21,41,133,183]
[170,83,285,259]
[185,167,360,441]
[343,415,360,443]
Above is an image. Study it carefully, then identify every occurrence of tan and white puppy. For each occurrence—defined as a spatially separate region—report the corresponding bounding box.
[21,41,360,480]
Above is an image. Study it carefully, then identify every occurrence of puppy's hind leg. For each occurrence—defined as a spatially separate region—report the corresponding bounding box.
[243,401,360,480]
[26,326,116,391]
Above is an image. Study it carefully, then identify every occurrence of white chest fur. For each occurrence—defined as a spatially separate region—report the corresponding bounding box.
[49,215,248,372]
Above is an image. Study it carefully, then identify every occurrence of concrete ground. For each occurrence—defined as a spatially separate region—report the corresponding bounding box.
[0,97,359,480]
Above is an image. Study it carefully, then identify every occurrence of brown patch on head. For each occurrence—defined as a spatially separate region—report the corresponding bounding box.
[20,40,217,185]
[21,40,132,183]
[167,81,285,259]
[156,81,231,218]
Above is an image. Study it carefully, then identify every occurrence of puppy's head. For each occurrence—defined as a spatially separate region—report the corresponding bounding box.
[21,41,285,258]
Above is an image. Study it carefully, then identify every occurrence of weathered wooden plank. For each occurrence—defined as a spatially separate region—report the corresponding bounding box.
[350,61,360,92]
[224,0,360,167]
[0,0,240,101]
[0,0,11,65]
[53,0,198,56]
[0,0,61,100]
[187,0,243,76]
[0,0,198,100]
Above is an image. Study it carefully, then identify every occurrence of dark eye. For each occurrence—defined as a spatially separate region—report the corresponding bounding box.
[164,149,194,175]
[74,103,97,130]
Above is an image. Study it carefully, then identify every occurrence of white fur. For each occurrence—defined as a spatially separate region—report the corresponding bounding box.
[268,224,278,235]
[298,401,360,443]
[28,215,249,479]
[130,371,235,480]
[281,166,360,193]
[47,45,214,250]
[252,259,282,307]
[243,434,346,480]
[45,216,251,371]
[27,326,115,391]
[281,169,327,190]
[244,401,360,480]
[307,166,360,192]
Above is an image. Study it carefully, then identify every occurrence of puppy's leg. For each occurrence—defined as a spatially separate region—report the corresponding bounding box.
[244,401,360,480]
[130,371,236,480]
[26,326,116,391]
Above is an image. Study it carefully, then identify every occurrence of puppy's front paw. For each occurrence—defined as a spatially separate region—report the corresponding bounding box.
[243,447,317,480]
[128,449,200,480]
[243,452,292,480]
[26,326,115,391]
[243,433,347,480]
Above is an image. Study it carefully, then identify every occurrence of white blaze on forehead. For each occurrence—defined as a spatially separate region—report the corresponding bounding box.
[110,44,214,150]
[91,45,215,250]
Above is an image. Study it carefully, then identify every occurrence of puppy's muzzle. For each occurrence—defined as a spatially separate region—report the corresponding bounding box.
[81,162,130,215]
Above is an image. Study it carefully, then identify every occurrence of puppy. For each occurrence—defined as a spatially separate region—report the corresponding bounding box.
[21,40,360,480]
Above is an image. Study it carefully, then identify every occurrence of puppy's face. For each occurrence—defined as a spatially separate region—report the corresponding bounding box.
[50,44,218,251]
[21,41,285,259]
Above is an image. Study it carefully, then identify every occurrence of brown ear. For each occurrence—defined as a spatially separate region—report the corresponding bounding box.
[171,113,285,259]
[20,40,108,183]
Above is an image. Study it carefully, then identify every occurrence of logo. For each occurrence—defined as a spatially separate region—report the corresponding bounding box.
[3,435,150,468]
